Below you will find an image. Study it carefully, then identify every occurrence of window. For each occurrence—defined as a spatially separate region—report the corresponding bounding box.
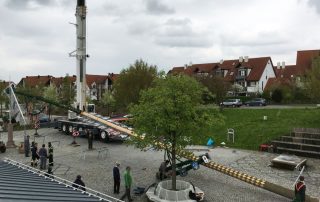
[240,71,245,76]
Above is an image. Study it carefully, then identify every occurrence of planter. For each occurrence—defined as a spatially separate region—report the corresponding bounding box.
[146,180,204,202]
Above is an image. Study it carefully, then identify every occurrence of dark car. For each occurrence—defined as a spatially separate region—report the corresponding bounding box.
[245,98,267,106]
[39,113,50,123]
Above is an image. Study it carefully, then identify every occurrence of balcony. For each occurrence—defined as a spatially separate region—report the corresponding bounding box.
[235,75,246,80]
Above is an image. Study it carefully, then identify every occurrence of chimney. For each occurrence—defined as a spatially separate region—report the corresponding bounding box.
[239,56,243,63]
[38,75,40,78]
[281,61,285,69]
[220,59,224,64]
[277,62,281,69]
[244,56,249,62]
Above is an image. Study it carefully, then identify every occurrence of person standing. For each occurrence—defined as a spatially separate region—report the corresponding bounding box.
[113,162,121,194]
[24,135,30,157]
[120,166,133,202]
[31,142,39,167]
[73,175,86,191]
[38,144,48,170]
[293,176,306,202]
[48,142,53,167]
[159,160,169,180]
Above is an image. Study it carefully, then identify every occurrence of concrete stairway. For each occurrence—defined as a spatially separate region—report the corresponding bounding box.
[271,128,320,159]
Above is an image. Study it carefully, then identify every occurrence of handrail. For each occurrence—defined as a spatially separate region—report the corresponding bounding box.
[4,158,124,202]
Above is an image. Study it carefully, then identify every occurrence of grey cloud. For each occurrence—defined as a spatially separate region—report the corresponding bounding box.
[155,36,212,48]
[220,31,288,47]
[154,18,212,48]
[5,0,55,10]
[308,0,320,14]
[145,0,175,15]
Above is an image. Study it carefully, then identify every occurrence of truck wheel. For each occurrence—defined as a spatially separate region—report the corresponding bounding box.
[62,124,67,134]
[68,126,73,134]
[78,127,83,136]
[100,131,110,143]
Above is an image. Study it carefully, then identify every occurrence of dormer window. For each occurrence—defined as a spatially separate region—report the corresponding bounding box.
[240,70,245,76]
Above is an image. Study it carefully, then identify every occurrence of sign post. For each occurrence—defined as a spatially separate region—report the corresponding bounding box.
[71,128,79,145]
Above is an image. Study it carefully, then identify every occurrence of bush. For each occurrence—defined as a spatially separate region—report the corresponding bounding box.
[272,88,283,103]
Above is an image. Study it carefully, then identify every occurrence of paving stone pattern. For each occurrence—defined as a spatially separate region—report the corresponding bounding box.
[2,128,316,202]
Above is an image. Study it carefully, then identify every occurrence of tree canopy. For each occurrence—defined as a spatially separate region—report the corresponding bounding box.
[130,75,224,190]
[59,76,75,106]
[101,91,116,116]
[113,59,158,110]
[197,75,230,104]
[305,56,320,103]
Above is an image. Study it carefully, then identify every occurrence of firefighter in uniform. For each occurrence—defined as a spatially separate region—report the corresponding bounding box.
[48,142,53,167]
[294,176,306,202]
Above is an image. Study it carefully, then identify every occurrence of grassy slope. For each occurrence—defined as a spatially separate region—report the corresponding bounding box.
[205,108,320,150]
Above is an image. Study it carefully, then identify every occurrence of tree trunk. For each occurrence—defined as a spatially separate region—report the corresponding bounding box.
[171,132,176,190]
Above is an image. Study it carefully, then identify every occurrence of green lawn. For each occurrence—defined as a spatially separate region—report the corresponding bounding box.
[203,108,320,150]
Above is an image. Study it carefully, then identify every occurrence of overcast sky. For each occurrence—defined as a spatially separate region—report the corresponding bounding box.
[1,0,320,83]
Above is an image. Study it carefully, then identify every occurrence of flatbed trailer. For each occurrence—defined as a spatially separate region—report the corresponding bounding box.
[54,118,128,142]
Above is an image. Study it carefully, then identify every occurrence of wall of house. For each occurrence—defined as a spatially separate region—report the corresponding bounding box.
[258,59,276,92]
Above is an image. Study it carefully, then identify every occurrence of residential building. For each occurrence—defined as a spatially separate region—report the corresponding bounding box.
[17,73,119,101]
[168,56,276,94]
[265,49,320,90]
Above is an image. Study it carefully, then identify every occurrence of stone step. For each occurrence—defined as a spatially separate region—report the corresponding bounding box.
[281,136,320,145]
[271,140,320,153]
[292,132,320,139]
[276,147,320,159]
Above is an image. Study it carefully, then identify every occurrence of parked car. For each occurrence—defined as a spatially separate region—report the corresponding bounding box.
[39,113,50,123]
[220,99,242,107]
[245,98,267,106]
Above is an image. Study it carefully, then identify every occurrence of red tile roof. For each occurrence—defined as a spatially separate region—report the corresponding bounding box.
[168,67,185,75]
[19,75,52,87]
[86,74,108,86]
[168,57,272,82]
[51,76,76,87]
[245,57,271,81]
[217,60,239,70]
[190,63,218,73]
[296,49,320,75]
[274,65,298,79]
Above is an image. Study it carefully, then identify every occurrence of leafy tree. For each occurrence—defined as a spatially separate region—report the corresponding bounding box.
[197,75,230,104]
[15,85,44,115]
[130,75,224,190]
[0,82,9,117]
[271,88,283,103]
[101,91,116,116]
[59,76,76,107]
[305,56,320,103]
[113,59,158,110]
[43,85,58,118]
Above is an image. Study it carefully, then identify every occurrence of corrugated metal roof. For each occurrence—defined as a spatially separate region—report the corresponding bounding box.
[0,159,119,202]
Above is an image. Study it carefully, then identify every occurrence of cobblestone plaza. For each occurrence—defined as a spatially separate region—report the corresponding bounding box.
[1,128,319,202]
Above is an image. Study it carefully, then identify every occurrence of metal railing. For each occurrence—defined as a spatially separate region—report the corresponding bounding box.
[4,158,124,202]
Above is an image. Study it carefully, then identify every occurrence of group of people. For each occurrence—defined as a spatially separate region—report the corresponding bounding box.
[24,135,53,171]
[113,162,133,202]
